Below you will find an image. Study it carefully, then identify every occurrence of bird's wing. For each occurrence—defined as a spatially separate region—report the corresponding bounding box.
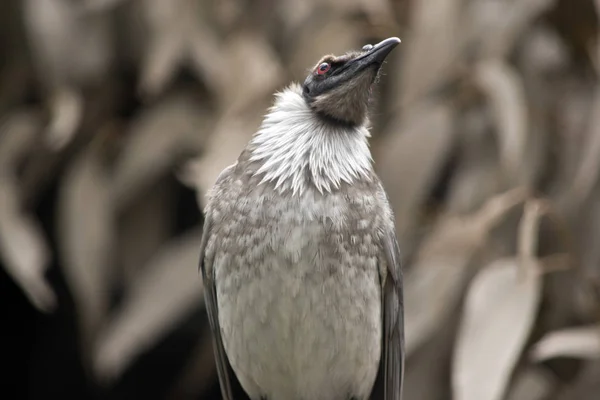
[198,167,238,400]
[371,189,404,400]
[380,222,405,400]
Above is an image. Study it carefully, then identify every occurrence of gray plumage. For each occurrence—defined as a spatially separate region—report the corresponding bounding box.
[199,37,404,400]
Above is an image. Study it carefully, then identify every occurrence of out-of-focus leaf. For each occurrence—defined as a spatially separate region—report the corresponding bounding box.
[190,108,265,204]
[276,0,316,39]
[404,317,456,400]
[553,82,596,189]
[325,0,396,31]
[474,60,529,184]
[79,0,128,14]
[93,228,204,381]
[217,31,285,114]
[452,258,542,400]
[57,141,113,353]
[111,93,212,208]
[213,0,244,31]
[138,0,223,98]
[556,360,600,400]
[531,325,600,362]
[0,111,54,313]
[117,177,174,285]
[0,176,54,313]
[289,16,361,80]
[446,106,501,214]
[405,188,528,354]
[505,367,554,400]
[520,26,569,75]
[23,0,111,148]
[578,193,600,283]
[23,0,112,85]
[0,110,41,167]
[568,90,600,206]
[452,199,545,400]
[518,199,546,259]
[375,101,455,241]
[469,0,558,59]
[45,86,84,150]
[398,0,462,108]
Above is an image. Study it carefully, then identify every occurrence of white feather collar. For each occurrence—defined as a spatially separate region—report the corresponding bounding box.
[249,84,373,195]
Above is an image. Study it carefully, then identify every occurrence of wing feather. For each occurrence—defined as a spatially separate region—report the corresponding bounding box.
[198,165,239,400]
[372,181,405,400]
[381,228,405,400]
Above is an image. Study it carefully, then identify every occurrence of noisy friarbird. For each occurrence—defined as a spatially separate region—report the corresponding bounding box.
[199,37,404,400]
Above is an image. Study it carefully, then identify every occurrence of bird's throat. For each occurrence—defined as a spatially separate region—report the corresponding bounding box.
[249,84,373,195]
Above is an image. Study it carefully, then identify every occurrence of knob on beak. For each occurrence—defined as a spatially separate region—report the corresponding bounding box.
[352,37,401,67]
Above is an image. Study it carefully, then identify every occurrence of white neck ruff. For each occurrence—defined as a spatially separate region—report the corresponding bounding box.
[249,84,373,195]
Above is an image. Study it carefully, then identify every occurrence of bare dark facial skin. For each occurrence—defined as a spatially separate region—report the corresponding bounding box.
[302,50,379,127]
[301,38,400,126]
[302,51,370,99]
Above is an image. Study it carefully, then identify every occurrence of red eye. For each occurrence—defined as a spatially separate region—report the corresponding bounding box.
[316,62,330,75]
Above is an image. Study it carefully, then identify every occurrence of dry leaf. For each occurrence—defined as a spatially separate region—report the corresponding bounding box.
[471,0,558,59]
[520,26,569,75]
[452,199,545,400]
[579,194,600,282]
[277,0,317,38]
[326,0,396,27]
[398,0,462,108]
[213,0,244,31]
[23,0,112,86]
[518,199,546,259]
[568,90,600,206]
[474,60,529,184]
[452,257,542,400]
[375,101,455,241]
[57,141,113,353]
[191,108,266,204]
[555,360,600,400]
[45,86,84,150]
[505,367,554,400]
[23,0,111,149]
[93,228,204,380]
[138,0,223,97]
[403,318,456,400]
[117,179,174,286]
[289,16,360,81]
[405,188,528,354]
[79,0,128,14]
[0,111,54,313]
[553,81,596,187]
[446,107,501,214]
[217,31,285,114]
[531,325,600,362]
[0,176,55,313]
[111,93,211,208]
[0,110,41,167]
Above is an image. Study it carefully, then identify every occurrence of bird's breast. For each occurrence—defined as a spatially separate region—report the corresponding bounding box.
[213,187,383,400]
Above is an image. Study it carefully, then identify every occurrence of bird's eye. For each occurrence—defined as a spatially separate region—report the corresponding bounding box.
[316,63,330,75]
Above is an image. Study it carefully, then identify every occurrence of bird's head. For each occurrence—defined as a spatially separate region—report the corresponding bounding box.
[302,37,400,127]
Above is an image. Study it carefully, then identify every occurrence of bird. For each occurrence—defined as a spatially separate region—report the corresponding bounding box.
[199,37,404,400]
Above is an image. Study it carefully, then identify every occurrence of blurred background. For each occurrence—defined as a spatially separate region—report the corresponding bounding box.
[1,0,600,399]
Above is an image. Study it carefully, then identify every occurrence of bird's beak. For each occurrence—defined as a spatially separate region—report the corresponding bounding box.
[347,37,401,72]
